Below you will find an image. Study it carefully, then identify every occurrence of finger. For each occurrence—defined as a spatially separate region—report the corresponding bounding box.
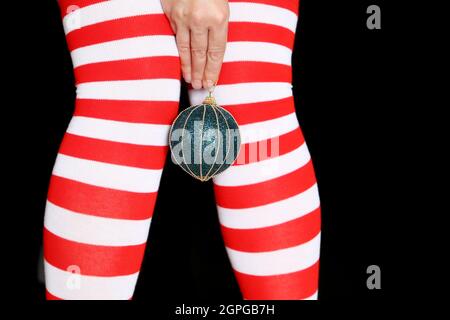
[203,24,228,89]
[175,24,192,83]
[190,26,209,89]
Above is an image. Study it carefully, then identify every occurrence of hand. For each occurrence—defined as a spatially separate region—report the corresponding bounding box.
[160,0,230,89]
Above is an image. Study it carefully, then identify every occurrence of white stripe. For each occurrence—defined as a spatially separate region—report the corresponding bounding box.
[62,1,297,36]
[76,79,180,101]
[218,183,320,229]
[243,290,318,300]
[67,116,171,147]
[44,201,151,246]
[63,0,164,34]
[45,260,138,300]
[214,143,310,186]
[231,112,299,145]
[53,153,162,193]
[243,290,319,300]
[226,232,321,276]
[189,82,293,107]
[304,290,319,300]
[224,42,292,65]
[229,2,298,33]
[71,35,179,67]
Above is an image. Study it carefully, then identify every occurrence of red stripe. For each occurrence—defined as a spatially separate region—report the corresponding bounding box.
[233,260,319,300]
[46,289,63,300]
[235,127,304,165]
[59,133,168,170]
[228,21,295,48]
[221,207,321,252]
[74,99,179,124]
[47,175,157,220]
[214,160,317,209]
[44,228,146,277]
[74,56,181,84]
[66,14,173,51]
[228,0,300,15]
[221,96,295,125]
[58,0,106,18]
[219,62,292,87]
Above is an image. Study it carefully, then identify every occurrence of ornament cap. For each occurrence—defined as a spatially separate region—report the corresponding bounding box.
[202,95,217,105]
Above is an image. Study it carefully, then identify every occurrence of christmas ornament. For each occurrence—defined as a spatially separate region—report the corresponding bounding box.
[169,84,241,181]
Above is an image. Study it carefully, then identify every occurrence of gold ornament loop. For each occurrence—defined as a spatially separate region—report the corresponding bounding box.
[203,80,218,105]
[208,80,217,95]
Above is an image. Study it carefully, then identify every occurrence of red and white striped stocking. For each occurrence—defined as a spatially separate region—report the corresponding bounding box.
[44,0,320,300]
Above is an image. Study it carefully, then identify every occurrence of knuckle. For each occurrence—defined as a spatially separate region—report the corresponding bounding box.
[170,8,187,20]
[177,44,190,54]
[190,12,206,26]
[212,12,228,24]
[207,48,225,61]
[191,47,207,58]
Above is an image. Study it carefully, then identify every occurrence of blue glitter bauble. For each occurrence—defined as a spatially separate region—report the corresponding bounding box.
[169,99,241,181]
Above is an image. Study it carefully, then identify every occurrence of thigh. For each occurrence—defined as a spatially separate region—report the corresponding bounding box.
[44,0,181,300]
[190,0,321,299]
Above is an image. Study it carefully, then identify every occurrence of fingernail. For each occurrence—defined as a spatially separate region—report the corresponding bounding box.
[192,80,202,89]
[206,80,214,88]
[184,75,191,83]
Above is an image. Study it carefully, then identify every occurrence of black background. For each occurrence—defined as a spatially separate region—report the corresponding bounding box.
[11,0,411,308]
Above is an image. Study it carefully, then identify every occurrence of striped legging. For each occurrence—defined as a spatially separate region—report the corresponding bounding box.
[44,0,321,300]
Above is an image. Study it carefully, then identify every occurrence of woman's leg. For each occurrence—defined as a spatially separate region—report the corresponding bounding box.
[43,0,180,300]
[189,0,321,300]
